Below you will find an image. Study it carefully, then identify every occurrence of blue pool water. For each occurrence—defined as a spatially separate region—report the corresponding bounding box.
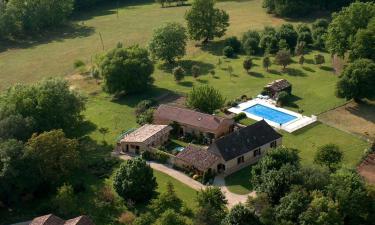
[243,104,297,124]
[174,146,185,152]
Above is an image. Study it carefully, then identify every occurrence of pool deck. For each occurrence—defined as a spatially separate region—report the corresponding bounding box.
[229,99,317,133]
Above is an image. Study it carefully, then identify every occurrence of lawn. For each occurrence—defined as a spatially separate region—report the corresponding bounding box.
[0,0,293,91]
[225,165,253,195]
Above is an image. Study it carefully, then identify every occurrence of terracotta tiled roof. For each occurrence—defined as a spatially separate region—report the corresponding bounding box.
[120,124,171,143]
[64,216,95,225]
[30,214,65,225]
[208,120,282,161]
[265,79,291,92]
[176,144,220,171]
[154,104,233,132]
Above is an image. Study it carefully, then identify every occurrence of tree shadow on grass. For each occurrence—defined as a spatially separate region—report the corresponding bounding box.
[199,39,226,56]
[304,58,315,64]
[302,66,315,73]
[320,66,334,72]
[345,101,375,124]
[248,71,264,78]
[0,24,95,52]
[284,94,302,109]
[178,81,194,87]
[268,69,282,75]
[285,68,306,77]
[71,120,98,138]
[159,60,215,76]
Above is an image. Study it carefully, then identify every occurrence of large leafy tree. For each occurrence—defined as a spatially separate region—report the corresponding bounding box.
[275,49,292,70]
[327,169,369,225]
[326,2,375,57]
[0,78,86,135]
[100,45,155,95]
[336,59,375,101]
[0,114,35,141]
[149,182,183,215]
[222,204,261,225]
[242,30,261,55]
[314,144,343,172]
[195,187,227,225]
[275,188,311,224]
[24,129,80,187]
[154,210,187,225]
[113,157,157,203]
[349,18,375,61]
[149,22,187,63]
[185,0,229,43]
[186,85,225,114]
[277,24,298,50]
[299,192,343,225]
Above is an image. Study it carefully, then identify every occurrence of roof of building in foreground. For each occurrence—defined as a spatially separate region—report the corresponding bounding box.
[29,214,95,225]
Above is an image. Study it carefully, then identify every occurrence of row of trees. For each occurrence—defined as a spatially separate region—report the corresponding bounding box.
[262,0,370,18]
[325,2,375,102]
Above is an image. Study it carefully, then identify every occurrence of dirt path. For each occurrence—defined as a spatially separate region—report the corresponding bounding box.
[117,154,255,208]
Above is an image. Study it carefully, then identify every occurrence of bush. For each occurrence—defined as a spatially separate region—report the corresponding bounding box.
[277,91,290,106]
[142,150,170,164]
[233,112,247,122]
[223,46,235,58]
[225,36,242,53]
[87,157,120,178]
[314,54,325,66]
[243,58,253,72]
[136,108,155,125]
[135,100,155,116]
[73,59,85,68]
[173,66,185,82]
[118,211,136,225]
[113,158,157,203]
[191,65,201,78]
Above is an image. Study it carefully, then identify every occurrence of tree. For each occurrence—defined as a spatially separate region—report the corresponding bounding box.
[336,59,375,101]
[275,188,311,224]
[113,158,157,203]
[195,187,227,225]
[277,24,298,50]
[278,39,289,51]
[191,65,201,78]
[0,78,86,135]
[223,46,235,58]
[225,36,242,53]
[297,24,313,46]
[149,182,182,215]
[53,183,78,217]
[314,54,325,67]
[156,0,167,7]
[222,204,261,225]
[327,169,369,224]
[243,58,253,73]
[312,19,329,50]
[185,0,229,43]
[349,18,375,61]
[186,85,225,114]
[154,210,187,225]
[98,127,109,141]
[277,91,290,106]
[149,22,187,64]
[326,2,375,57]
[299,192,342,225]
[24,130,80,186]
[299,166,330,192]
[100,45,154,95]
[173,66,185,82]
[262,56,271,71]
[0,114,35,141]
[227,65,234,79]
[299,55,305,65]
[260,28,279,54]
[314,144,343,172]
[275,50,292,70]
[242,30,261,55]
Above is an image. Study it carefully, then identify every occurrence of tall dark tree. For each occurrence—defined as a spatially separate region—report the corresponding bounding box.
[336,59,375,101]
[195,187,227,225]
[222,204,261,225]
[277,24,298,50]
[314,144,343,172]
[242,30,261,55]
[113,157,157,203]
[185,0,229,43]
[186,85,225,114]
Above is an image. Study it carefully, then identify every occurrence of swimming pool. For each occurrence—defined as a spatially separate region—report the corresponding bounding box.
[243,104,297,125]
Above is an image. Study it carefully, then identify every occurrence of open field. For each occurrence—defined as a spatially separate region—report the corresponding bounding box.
[0,0,293,91]
[319,100,375,141]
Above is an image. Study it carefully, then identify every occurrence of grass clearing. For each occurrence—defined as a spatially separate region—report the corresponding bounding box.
[225,165,253,195]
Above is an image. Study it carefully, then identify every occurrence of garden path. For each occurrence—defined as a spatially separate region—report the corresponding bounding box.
[117,154,256,208]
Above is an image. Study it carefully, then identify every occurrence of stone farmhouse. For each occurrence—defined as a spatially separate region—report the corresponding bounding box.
[117,105,282,176]
[175,120,282,176]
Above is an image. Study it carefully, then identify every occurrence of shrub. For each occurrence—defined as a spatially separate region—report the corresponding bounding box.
[243,58,253,73]
[142,150,170,164]
[73,59,85,68]
[113,158,157,203]
[118,211,136,225]
[223,46,235,58]
[277,91,290,106]
[191,65,201,78]
[173,66,185,82]
[53,184,77,217]
[314,54,325,66]
[136,108,155,125]
[299,55,305,65]
[187,85,225,114]
[225,36,242,53]
[233,112,247,122]
[135,100,155,116]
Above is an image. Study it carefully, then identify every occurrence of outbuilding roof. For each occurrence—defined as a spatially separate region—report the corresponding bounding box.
[265,79,291,92]
[154,104,233,132]
[208,120,282,161]
[120,124,171,143]
[30,214,95,225]
[176,144,220,171]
